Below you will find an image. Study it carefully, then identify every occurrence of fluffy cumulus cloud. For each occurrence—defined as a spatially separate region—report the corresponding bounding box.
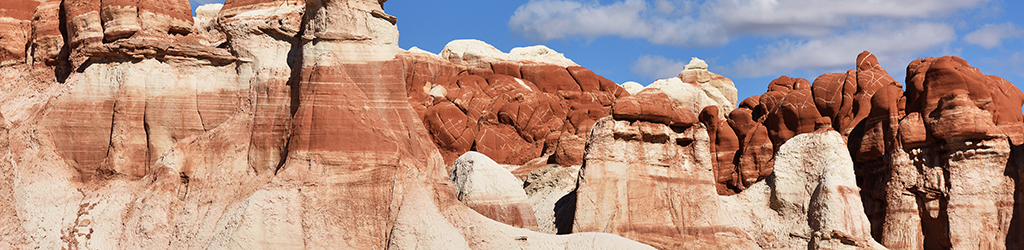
[511,0,982,43]
[511,0,987,78]
[731,22,956,78]
[631,55,688,79]
[712,0,985,37]
[508,0,727,46]
[190,0,224,7]
[965,23,1024,49]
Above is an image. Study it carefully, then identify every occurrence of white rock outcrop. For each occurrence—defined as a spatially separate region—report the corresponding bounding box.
[648,77,730,117]
[647,57,737,117]
[407,46,440,57]
[508,45,577,67]
[439,39,577,67]
[722,130,885,249]
[450,151,539,230]
[450,151,529,204]
[522,164,580,234]
[620,81,645,95]
[439,39,509,66]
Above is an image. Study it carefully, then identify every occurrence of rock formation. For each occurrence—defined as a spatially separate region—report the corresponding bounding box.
[1,0,1023,249]
[522,163,581,234]
[705,51,1024,249]
[572,115,760,249]
[0,1,653,249]
[722,130,884,249]
[407,39,628,168]
[645,57,738,118]
[856,56,1024,249]
[450,152,539,230]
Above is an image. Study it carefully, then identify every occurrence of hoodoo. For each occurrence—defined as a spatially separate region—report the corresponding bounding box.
[0,1,1021,249]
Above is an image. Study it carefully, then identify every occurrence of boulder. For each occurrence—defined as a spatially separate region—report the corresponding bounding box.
[521,64,581,93]
[440,39,510,67]
[620,81,645,95]
[811,70,856,133]
[450,152,539,230]
[611,88,697,127]
[552,134,587,166]
[523,164,581,234]
[509,45,578,67]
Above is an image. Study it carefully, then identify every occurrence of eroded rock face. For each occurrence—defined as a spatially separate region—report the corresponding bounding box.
[0,0,37,65]
[722,130,884,249]
[522,164,580,234]
[857,55,1024,250]
[573,117,759,249]
[700,106,741,195]
[645,58,737,118]
[735,52,1024,249]
[406,40,628,168]
[0,1,655,249]
[4,0,1024,249]
[611,88,696,127]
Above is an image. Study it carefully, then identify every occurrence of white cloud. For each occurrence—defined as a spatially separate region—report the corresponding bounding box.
[714,0,986,37]
[1014,52,1024,74]
[631,55,687,79]
[510,0,987,79]
[508,0,727,46]
[196,0,224,4]
[654,0,675,14]
[730,22,956,78]
[190,0,224,9]
[510,0,985,45]
[965,23,1024,49]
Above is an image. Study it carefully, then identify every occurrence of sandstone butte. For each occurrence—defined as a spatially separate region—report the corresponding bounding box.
[0,0,1023,249]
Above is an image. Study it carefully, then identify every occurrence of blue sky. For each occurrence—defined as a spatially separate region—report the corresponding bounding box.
[193,0,1024,103]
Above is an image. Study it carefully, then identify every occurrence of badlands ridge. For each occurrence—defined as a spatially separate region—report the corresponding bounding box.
[0,0,1022,249]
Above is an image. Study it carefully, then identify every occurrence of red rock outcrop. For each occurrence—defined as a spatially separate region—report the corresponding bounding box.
[905,56,1024,145]
[762,76,822,149]
[692,51,1024,249]
[404,41,628,167]
[611,88,695,127]
[857,55,1024,249]
[700,106,741,194]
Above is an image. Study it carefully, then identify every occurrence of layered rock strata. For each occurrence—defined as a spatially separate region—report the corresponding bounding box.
[570,92,885,248]
[572,115,759,249]
[0,1,653,249]
[1,0,1023,249]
